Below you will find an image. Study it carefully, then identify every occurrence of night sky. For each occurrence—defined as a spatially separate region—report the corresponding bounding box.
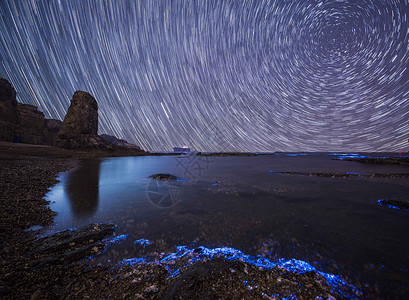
[1,0,408,152]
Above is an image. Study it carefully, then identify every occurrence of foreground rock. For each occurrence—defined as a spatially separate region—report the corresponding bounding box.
[161,258,331,299]
[31,223,115,267]
[57,91,107,149]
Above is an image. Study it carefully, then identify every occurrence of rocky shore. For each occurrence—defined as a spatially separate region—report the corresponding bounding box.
[197,152,257,157]
[343,156,409,166]
[0,145,362,299]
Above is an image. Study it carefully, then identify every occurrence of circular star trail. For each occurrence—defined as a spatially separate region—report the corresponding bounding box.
[1,0,408,152]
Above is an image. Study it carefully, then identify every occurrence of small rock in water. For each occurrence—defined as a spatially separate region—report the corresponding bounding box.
[149,173,178,181]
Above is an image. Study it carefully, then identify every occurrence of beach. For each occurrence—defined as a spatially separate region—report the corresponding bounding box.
[1,143,409,299]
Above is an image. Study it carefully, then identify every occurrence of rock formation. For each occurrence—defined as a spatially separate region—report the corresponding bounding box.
[1,79,48,144]
[0,78,19,124]
[0,79,20,142]
[44,119,63,146]
[17,103,46,144]
[1,78,144,151]
[57,91,107,149]
[100,134,141,149]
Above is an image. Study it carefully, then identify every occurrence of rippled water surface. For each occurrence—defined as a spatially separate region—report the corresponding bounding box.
[46,153,409,297]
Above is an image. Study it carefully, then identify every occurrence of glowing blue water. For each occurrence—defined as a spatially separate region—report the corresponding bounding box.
[45,153,409,298]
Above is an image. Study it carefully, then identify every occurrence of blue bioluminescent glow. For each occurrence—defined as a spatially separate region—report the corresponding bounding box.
[268,170,283,175]
[104,234,128,247]
[118,244,361,298]
[345,172,367,175]
[377,199,409,212]
[133,238,152,247]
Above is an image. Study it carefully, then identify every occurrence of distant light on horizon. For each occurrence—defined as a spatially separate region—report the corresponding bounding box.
[0,0,408,152]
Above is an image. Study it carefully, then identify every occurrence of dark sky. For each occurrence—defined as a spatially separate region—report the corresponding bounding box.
[1,0,408,152]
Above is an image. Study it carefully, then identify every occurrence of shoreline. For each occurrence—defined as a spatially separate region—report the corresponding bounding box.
[0,144,395,299]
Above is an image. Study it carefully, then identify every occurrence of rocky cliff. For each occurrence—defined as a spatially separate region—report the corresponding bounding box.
[1,78,144,151]
[44,119,63,146]
[0,79,60,145]
[0,78,19,124]
[17,103,46,144]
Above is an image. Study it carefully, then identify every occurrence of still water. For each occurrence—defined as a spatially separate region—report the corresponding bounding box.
[46,153,409,297]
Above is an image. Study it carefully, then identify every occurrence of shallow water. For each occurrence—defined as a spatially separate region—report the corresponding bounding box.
[45,153,409,297]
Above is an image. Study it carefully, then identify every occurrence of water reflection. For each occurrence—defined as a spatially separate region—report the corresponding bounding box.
[65,159,101,219]
[47,154,409,298]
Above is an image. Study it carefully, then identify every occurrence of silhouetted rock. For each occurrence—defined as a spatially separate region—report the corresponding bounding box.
[44,119,63,146]
[57,91,107,149]
[17,103,46,144]
[0,78,19,124]
[1,79,48,144]
[100,134,141,149]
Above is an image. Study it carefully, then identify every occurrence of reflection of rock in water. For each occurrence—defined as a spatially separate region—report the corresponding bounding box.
[66,159,101,218]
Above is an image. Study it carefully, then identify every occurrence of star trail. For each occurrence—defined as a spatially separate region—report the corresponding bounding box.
[1,0,408,152]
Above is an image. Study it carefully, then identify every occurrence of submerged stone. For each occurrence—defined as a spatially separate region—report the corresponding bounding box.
[149,173,179,181]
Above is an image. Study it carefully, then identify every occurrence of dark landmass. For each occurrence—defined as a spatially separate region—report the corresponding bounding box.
[269,170,409,178]
[197,152,257,157]
[100,134,141,149]
[1,78,146,153]
[341,157,409,166]
[148,152,182,156]
[0,141,147,158]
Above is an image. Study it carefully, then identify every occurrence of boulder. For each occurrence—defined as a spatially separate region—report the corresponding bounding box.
[57,91,107,149]
[100,134,141,149]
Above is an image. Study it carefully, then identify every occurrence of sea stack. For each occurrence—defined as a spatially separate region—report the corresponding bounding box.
[57,91,106,149]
